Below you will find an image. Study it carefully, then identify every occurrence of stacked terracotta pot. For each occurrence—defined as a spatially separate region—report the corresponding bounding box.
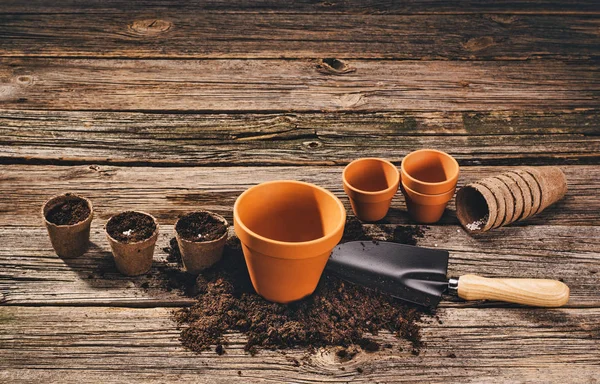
[456,166,567,233]
[400,149,460,224]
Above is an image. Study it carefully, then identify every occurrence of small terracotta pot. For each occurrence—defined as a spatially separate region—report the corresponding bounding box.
[342,158,400,222]
[234,180,346,303]
[401,149,459,195]
[400,183,455,224]
[105,211,159,276]
[175,211,229,274]
[42,193,93,258]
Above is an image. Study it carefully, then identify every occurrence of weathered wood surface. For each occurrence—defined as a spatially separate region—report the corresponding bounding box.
[1,0,599,381]
[2,0,599,15]
[1,13,598,59]
[1,110,599,166]
[1,165,598,227]
[1,59,598,112]
[1,224,598,308]
[0,165,598,308]
[1,306,599,383]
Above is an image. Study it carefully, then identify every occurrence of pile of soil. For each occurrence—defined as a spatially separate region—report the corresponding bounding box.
[106,211,156,243]
[45,196,90,225]
[176,212,227,242]
[171,217,429,356]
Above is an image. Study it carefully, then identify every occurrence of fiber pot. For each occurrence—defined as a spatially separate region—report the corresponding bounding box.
[455,183,497,233]
[234,180,346,303]
[175,211,228,275]
[400,149,459,195]
[105,211,159,276]
[342,158,400,222]
[42,193,93,258]
[521,166,567,215]
[400,183,455,224]
[456,167,567,233]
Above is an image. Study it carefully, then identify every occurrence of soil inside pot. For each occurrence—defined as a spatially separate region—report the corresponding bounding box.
[106,211,156,243]
[176,211,227,242]
[45,196,91,225]
[171,217,429,357]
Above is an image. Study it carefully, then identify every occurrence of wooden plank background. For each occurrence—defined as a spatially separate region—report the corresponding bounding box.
[0,0,599,382]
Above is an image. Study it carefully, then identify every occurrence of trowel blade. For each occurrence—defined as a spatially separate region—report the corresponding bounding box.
[327,241,450,308]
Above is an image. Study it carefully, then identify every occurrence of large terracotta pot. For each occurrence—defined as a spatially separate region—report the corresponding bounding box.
[234,180,346,303]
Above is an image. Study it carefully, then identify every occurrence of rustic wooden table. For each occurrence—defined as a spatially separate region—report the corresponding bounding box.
[1,1,599,382]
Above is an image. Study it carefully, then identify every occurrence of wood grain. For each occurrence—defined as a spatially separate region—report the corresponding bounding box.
[1,109,599,166]
[0,165,598,307]
[1,59,598,112]
[1,13,598,59]
[1,224,598,307]
[1,0,599,15]
[0,165,598,227]
[1,306,598,383]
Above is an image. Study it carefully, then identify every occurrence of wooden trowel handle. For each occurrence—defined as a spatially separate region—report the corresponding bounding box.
[457,274,570,307]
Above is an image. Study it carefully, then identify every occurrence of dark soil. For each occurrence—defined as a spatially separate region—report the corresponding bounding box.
[106,211,156,243]
[176,211,228,242]
[171,217,430,357]
[45,196,90,225]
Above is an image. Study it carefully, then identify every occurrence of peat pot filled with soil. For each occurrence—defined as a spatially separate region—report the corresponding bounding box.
[105,211,159,276]
[175,211,229,274]
[42,193,94,258]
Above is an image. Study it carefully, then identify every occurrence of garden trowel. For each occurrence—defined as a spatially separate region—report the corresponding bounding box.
[327,241,569,308]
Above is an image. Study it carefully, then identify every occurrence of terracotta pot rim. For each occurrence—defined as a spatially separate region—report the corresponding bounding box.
[401,182,455,199]
[234,180,346,252]
[175,210,229,245]
[400,149,459,189]
[105,210,160,245]
[42,193,94,228]
[342,157,400,197]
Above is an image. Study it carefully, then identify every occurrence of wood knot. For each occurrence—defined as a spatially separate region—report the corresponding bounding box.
[317,58,356,75]
[16,75,34,85]
[303,141,322,150]
[129,19,172,36]
[462,36,495,52]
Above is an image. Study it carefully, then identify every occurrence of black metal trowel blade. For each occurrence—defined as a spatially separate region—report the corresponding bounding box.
[327,241,450,308]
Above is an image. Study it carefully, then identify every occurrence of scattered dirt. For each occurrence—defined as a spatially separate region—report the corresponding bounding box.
[388,225,426,246]
[45,196,90,225]
[171,217,430,357]
[176,211,228,242]
[106,211,156,243]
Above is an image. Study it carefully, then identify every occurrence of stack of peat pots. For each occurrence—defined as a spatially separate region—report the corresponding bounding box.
[456,166,567,233]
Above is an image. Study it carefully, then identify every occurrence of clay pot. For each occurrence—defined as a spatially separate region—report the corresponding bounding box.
[42,193,93,258]
[175,211,228,274]
[234,180,346,303]
[400,183,455,224]
[401,149,459,195]
[342,158,400,222]
[105,211,159,276]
